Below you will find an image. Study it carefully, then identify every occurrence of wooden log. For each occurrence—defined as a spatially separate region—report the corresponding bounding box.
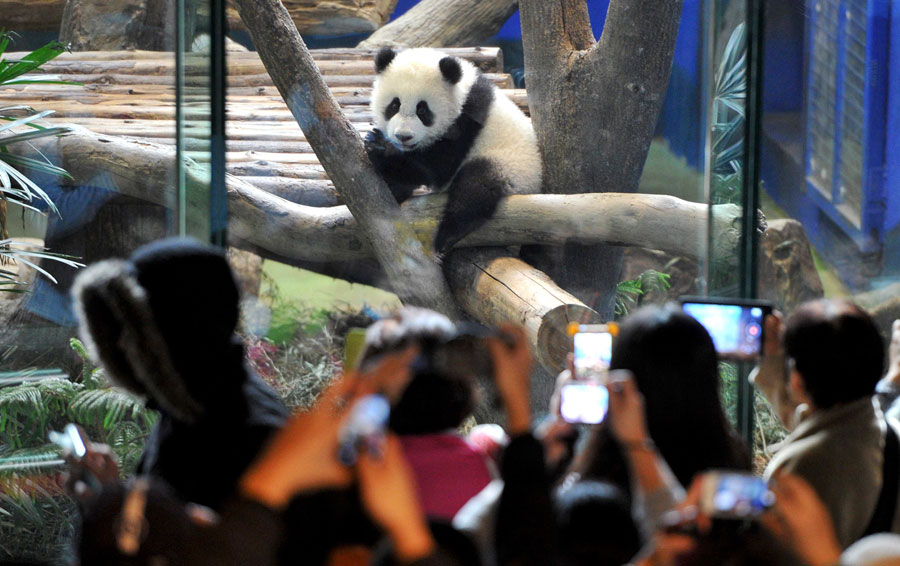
[12,129,742,264]
[359,0,517,49]
[2,47,503,72]
[6,71,512,89]
[445,248,602,373]
[2,0,398,38]
[220,0,398,36]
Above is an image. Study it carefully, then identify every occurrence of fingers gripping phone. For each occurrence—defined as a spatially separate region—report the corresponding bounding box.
[680,297,773,359]
[561,323,617,424]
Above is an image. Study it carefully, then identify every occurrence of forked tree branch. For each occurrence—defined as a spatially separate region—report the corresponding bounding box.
[232,0,460,318]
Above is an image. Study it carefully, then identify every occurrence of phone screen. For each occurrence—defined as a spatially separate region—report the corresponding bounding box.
[702,472,774,519]
[573,331,613,382]
[560,382,609,424]
[682,301,770,358]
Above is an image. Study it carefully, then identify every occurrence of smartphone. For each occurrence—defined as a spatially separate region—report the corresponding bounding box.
[571,324,615,382]
[560,382,609,424]
[699,471,774,519]
[680,297,773,358]
[49,423,89,460]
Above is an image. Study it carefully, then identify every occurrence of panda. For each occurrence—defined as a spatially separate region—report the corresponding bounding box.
[365,47,542,257]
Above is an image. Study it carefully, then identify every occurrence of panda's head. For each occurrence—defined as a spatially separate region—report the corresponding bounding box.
[371,47,477,151]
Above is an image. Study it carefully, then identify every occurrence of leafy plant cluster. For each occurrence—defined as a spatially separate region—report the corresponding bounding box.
[614,269,672,318]
[0,339,157,562]
[0,30,82,293]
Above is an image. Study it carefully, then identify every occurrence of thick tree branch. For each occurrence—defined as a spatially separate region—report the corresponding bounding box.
[232,0,460,318]
[17,129,742,263]
[358,0,518,49]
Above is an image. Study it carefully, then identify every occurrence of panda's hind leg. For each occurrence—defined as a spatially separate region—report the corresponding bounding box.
[433,158,510,258]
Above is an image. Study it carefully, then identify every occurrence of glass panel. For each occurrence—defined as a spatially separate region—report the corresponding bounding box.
[755,0,899,464]
[0,2,210,560]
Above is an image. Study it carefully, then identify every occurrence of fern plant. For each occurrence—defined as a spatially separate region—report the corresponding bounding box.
[0,338,157,474]
[614,269,672,318]
[0,339,158,562]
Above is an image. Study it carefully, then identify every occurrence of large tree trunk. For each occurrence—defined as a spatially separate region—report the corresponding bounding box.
[520,0,683,318]
[232,0,460,318]
[358,0,518,49]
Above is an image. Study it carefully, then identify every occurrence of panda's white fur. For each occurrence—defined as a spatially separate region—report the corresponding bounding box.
[366,47,542,255]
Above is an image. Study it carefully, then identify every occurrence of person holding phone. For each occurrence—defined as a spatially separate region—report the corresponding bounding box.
[752,299,900,547]
[568,303,750,501]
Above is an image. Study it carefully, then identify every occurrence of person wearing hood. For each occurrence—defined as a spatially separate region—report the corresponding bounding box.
[70,236,288,511]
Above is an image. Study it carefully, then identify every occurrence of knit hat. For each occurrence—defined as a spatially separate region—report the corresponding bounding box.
[72,237,242,422]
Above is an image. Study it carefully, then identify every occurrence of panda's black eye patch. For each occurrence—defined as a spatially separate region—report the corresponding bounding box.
[416,101,434,127]
[385,97,401,120]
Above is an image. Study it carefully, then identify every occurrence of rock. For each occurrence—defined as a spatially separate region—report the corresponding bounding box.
[60,0,182,51]
[758,219,824,312]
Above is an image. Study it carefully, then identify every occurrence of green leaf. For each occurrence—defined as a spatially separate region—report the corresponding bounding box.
[0,42,67,85]
[0,126,70,146]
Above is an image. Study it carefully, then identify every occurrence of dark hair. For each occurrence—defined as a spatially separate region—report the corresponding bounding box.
[609,303,750,486]
[554,481,641,566]
[784,299,884,409]
[681,522,800,566]
[360,307,477,434]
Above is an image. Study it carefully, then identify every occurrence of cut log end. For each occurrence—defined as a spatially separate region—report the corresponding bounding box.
[536,304,602,373]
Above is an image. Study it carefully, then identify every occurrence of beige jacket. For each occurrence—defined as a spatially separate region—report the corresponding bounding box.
[764,397,900,548]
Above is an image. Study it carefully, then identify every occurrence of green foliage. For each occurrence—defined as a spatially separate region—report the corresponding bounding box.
[0,339,157,561]
[712,23,746,179]
[0,487,77,563]
[0,30,82,291]
[614,269,671,318]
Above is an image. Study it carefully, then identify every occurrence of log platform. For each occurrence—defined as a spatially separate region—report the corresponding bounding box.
[0,46,524,203]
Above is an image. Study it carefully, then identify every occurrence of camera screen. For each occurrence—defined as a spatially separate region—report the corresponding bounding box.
[708,473,774,518]
[573,331,613,381]
[682,302,766,357]
[560,383,609,424]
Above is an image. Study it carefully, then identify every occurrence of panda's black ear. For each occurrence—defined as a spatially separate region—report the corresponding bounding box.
[439,56,462,84]
[375,47,396,74]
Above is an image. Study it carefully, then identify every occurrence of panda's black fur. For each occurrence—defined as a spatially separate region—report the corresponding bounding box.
[365,47,541,257]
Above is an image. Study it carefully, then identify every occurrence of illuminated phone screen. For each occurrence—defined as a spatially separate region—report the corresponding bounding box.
[682,302,766,357]
[573,331,613,382]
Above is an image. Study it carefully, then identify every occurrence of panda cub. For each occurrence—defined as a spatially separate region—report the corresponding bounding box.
[365,47,542,257]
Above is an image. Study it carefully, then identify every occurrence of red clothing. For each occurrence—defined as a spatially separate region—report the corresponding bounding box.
[400,433,494,519]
